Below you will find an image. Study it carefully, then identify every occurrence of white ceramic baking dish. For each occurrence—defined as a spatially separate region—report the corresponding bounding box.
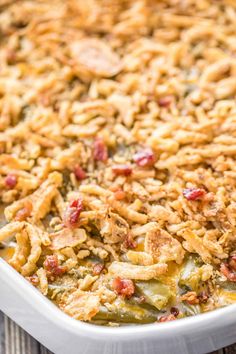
[1,258,236,354]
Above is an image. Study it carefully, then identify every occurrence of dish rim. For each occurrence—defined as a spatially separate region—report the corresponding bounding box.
[1,258,236,342]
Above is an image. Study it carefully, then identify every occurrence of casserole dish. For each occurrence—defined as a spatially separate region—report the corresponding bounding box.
[1,0,236,352]
[1,257,236,354]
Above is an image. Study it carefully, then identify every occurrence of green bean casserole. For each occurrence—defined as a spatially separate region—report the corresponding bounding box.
[1,0,236,325]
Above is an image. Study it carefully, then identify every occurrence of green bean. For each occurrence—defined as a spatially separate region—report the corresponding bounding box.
[93,301,158,324]
[179,257,201,292]
[135,280,173,310]
[216,279,236,291]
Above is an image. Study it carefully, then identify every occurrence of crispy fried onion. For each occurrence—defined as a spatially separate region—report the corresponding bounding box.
[203,230,227,260]
[36,267,48,295]
[107,197,148,224]
[126,250,154,266]
[63,290,100,321]
[5,172,62,222]
[0,221,24,242]
[145,224,185,264]
[9,228,29,272]
[70,38,122,78]
[0,221,42,276]
[19,223,42,276]
[50,228,87,250]
[180,229,212,263]
[100,211,129,244]
[108,261,167,280]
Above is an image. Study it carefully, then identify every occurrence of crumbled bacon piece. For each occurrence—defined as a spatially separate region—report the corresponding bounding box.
[197,291,209,304]
[5,174,17,189]
[123,234,137,249]
[181,291,199,305]
[93,263,104,275]
[170,307,179,317]
[112,165,132,176]
[93,138,108,162]
[183,188,206,201]
[27,274,39,286]
[159,314,176,322]
[114,190,126,200]
[74,165,86,180]
[6,49,17,65]
[43,255,66,276]
[109,186,126,200]
[112,277,135,299]
[158,95,173,108]
[15,201,32,221]
[133,149,155,167]
[220,261,236,282]
[229,255,236,271]
[64,198,83,228]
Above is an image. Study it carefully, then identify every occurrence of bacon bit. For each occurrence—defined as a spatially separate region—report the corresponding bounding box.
[109,186,126,200]
[5,174,17,189]
[159,314,176,322]
[112,277,135,299]
[93,263,104,275]
[170,307,179,317]
[15,201,32,221]
[197,291,209,304]
[158,95,173,108]
[183,188,206,201]
[27,274,39,286]
[64,198,83,228]
[74,165,86,180]
[181,291,199,305]
[93,138,108,162]
[229,255,236,271]
[6,49,17,65]
[123,234,137,249]
[43,255,66,276]
[220,262,236,282]
[133,149,155,167]
[114,190,126,200]
[112,165,132,176]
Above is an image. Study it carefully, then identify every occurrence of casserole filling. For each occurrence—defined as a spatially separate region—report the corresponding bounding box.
[1,0,236,325]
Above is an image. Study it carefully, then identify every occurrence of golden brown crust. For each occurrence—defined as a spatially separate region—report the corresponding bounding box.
[0,0,236,324]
